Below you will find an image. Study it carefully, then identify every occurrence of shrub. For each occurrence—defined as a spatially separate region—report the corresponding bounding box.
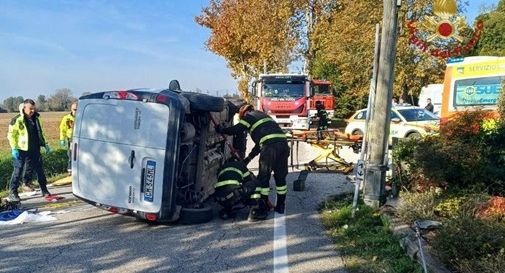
[393,110,505,195]
[397,189,440,223]
[0,152,11,190]
[434,196,467,219]
[0,149,68,190]
[476,196,505,221]
[434,193,489,219]
[432,214,505,273]
[41,149,68,177]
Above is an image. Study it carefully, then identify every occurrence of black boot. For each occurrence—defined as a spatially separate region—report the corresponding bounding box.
[39,181,51,197]
[248,199,268,222]
[275,194,286,214]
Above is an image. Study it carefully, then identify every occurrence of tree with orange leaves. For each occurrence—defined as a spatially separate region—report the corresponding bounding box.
[195,0,300,100]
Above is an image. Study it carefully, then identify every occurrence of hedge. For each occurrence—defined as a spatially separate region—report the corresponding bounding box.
[0,149,68,190]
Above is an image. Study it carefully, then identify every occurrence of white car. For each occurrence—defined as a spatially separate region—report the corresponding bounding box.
[344,106,439,139]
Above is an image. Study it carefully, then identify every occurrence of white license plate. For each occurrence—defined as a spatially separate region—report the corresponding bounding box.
[143,160,156,202]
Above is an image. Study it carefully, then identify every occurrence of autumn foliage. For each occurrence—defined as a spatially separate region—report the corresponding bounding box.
[393,110,505,195]
[197,0,479,117]
[195,0,300,99]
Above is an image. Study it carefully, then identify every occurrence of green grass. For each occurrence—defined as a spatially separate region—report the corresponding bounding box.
[320,194,422,273]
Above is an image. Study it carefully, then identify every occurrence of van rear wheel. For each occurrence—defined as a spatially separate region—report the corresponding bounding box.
[179,205,213,224]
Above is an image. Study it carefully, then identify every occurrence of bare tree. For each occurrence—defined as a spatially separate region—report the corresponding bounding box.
[3,97,15,112]
[47,88,75,111]
[36,95,47,112]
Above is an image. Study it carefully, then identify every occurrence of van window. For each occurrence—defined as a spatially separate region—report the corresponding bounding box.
[453,76,504,106]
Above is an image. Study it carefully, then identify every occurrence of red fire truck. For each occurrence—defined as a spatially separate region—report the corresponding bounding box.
[251,74,335,130]
[309,79,335,118]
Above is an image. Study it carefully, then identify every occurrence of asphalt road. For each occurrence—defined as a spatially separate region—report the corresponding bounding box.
[0,142,359,273]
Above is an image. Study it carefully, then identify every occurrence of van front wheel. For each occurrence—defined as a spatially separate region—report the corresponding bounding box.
[179,205,213,224]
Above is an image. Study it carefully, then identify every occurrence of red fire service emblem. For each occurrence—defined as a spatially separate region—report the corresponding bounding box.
[407,0,483,59]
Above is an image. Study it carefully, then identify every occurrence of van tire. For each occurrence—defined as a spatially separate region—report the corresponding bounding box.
[181,92,224,112]
[179,205,213,224]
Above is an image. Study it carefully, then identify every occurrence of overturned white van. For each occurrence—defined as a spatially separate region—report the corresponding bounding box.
[72,81,237,223]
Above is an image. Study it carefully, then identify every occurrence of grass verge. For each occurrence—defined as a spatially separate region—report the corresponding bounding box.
[320,194,421,273]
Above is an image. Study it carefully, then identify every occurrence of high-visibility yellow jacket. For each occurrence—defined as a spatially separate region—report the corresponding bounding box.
[59,113,75,141]
[7,110,47,151]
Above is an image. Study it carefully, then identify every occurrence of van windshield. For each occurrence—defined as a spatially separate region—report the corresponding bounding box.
[453,76,504,106]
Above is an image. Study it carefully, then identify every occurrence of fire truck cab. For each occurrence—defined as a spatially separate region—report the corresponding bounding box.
[309,79,335,118]
[252,74,313,130]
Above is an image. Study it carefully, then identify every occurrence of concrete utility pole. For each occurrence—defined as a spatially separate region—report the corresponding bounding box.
[364,0,400,208]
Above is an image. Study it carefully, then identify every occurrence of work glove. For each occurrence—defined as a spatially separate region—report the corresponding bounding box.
[60,140,67,148]
[45,144,52,155]
[215,124,225,134]
[11,149,20,160]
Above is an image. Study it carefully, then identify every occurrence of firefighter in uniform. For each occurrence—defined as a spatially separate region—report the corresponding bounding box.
[315,101,329,141]
[216,104,289,220]
[213,158,263,220]
[59,101,77,174]
[7,99,52,202]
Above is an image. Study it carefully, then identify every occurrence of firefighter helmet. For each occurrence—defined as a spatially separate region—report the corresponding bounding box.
[239,104,254,119]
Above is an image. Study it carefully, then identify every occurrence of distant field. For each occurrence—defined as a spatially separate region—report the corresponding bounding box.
[0,111,68,154]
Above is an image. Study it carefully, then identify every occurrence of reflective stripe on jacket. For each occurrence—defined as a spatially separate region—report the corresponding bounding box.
[215,161,251,189]
[222,110,287,147]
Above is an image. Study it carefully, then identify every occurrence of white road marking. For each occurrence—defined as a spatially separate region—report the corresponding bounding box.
[273,212,289,273]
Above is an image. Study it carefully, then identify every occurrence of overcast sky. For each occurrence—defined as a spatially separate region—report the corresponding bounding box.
[0,0,498,102]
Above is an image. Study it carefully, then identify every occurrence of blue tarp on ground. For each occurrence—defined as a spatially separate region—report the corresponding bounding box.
[0,209,23,222]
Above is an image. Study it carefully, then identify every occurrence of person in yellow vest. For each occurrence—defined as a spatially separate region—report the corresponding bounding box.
[7,99,52,202]
[59,102,77,174]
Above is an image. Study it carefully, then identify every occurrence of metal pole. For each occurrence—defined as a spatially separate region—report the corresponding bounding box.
[414,221,429,273]
[364,0,399,208]
[352,24,381,217]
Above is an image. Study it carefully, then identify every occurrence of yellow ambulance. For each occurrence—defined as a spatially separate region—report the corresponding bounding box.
[440,56,505,120]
